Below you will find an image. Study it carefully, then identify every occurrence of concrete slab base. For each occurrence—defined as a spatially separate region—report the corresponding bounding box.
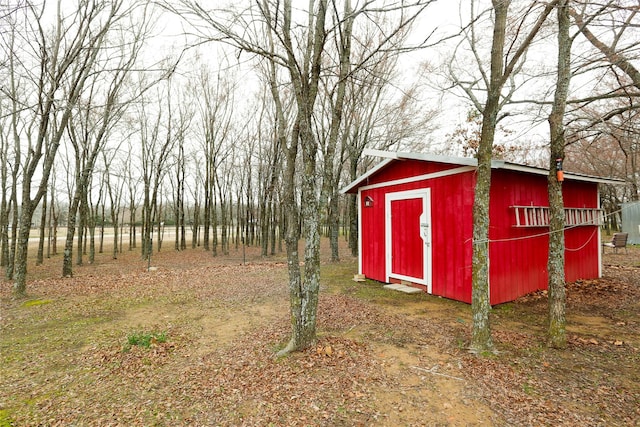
[383,284,423,294]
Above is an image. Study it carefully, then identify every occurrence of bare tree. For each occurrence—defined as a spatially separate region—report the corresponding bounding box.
[253,86,284,257]
[317,0,354,263]
[571,2,640,92]
[188,152,205,248]
[61,4,153,277]
[342,43,438,256]
[46,166,59,258]
[169,98,193,252]
[87,165,105,263]
[190,62,235,254]
[547,0,571,349]
[447,0,557,354]
[4,0,133,296]
[541,0,640,347]
[565,1,640,202]
[35,187,47,265]
[566,107,640,204]
[125,136,141,251]
[173,140,187,251]
[139,84,176,260]
[103,153,126,259]
[342,58,395,256]
[0,93,14,270]
[215,145,236,256]
[165,0,436,354]
[1,4,26,280]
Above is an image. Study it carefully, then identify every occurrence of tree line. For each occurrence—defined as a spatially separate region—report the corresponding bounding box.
[1,0,638,355]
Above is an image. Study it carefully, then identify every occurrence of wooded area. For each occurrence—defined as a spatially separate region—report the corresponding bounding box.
[1,0,639,354]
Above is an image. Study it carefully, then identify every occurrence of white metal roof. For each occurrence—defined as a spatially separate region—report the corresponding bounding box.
[340,149,626,194]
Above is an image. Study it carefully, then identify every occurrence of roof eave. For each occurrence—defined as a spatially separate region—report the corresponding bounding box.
[339,158,394,194]
[341,150,627,193]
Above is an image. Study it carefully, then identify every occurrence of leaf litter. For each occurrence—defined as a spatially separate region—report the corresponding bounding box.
[0,243,638,426]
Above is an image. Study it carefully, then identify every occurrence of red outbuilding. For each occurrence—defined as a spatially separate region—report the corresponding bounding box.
[342,150,620,305]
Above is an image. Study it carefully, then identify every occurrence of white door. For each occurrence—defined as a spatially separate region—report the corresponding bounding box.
[385,189,432,293]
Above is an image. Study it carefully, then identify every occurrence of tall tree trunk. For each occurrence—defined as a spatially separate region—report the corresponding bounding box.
[278,198,284,254]
[468,0,557,354]
[112,211,119,259]
[470,0,510,354]
[348,157,359,257]
[277,0,328,355]
[76,194,87,266]
[236,194,242,251]
[174,206,180,251]
[278,119,304,356]
[219,188,227,255]
[89,217,96,263]
[321,0,352,263]
[129,203,136,250]
[180,199,186,250]
[328,195,340,261]
[99,203,105,254]
[547,0,571,349]
[120,206,125,254]
[0,201,8,268]
[46,196,52,260]
[62,192,82,277]
[6,193,18,280]
[203,181,211,251]
[270,199,278,255]
[51,206,58,257]
[261,194,271,256]
[36,191,47,265]
[156,200,163,252]
[13,206,33,295]
[0,130,8,268]
[191,202,200,248]
[212,183,218,256]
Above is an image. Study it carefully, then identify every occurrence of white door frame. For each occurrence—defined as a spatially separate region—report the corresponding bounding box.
[385,188,432,293]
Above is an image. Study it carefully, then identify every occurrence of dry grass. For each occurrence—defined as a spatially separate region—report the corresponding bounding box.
[1,240,638,426]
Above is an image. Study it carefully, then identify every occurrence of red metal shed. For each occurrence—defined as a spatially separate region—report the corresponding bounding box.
[342,150,620,305]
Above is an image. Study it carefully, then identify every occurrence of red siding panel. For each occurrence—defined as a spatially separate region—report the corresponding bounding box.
[489,170,550,304]
[363,159,458,186]
[357,160,602,305]
[430,172,474,303]
[488,170,601,305]
[360,188,387,283]
[563,181,600,282]
[360,163,475,303]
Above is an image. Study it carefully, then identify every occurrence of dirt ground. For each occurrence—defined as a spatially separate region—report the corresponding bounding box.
[1,239,638,426]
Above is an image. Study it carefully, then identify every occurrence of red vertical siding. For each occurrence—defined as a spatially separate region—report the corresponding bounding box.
[489,170,600,305]
[360,187,387,283]
[563,181,600,282]
[357,160,601,305]
[359,161,474,303]
[430,172,474,303]
[489,170,550,305]
[367,159,457,184]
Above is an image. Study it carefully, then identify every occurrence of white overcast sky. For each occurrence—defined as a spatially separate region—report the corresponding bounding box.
[43,0,562,160]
